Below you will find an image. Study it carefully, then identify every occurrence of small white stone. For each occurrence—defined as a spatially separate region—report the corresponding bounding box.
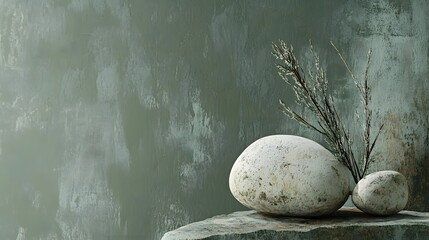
[352,170,409,216]
[229,135,350,217]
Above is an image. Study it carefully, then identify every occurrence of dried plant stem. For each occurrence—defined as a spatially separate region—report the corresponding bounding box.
[331,44,384,179]
[272,40,384,182]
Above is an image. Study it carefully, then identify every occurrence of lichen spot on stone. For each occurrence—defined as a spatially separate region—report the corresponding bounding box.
[259,192,267,200]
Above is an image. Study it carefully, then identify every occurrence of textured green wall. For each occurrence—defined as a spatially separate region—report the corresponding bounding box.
[0,0,427,239]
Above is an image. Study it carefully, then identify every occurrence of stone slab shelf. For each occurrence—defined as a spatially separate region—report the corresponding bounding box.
[162,207,429,240]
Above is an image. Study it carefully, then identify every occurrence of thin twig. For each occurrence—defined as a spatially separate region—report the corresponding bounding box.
[330,41,362,93]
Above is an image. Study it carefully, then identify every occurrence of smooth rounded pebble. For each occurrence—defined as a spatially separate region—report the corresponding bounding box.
[352,170,409,216]
[229,135,350,217]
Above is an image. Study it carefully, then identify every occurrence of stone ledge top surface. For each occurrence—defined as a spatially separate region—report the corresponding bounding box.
[162,207,429,240]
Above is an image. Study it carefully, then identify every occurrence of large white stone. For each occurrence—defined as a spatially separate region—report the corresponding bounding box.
[229,135,350,217]
[352,170,409,216]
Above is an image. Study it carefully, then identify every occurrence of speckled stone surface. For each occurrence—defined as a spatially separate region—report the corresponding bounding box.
[161,207,429,240]
[229,135,350,217]
[353,171,409,216]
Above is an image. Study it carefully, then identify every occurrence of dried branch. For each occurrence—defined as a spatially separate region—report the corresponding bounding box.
[273,40,384,183]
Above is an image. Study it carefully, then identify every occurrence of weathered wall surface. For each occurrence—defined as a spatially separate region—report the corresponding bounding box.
[0,0,427,239]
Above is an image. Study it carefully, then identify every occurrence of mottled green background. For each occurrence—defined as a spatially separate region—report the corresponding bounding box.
[0,0,427,239]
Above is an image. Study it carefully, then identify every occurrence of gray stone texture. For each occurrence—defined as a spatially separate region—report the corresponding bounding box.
[162,208,429,240]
